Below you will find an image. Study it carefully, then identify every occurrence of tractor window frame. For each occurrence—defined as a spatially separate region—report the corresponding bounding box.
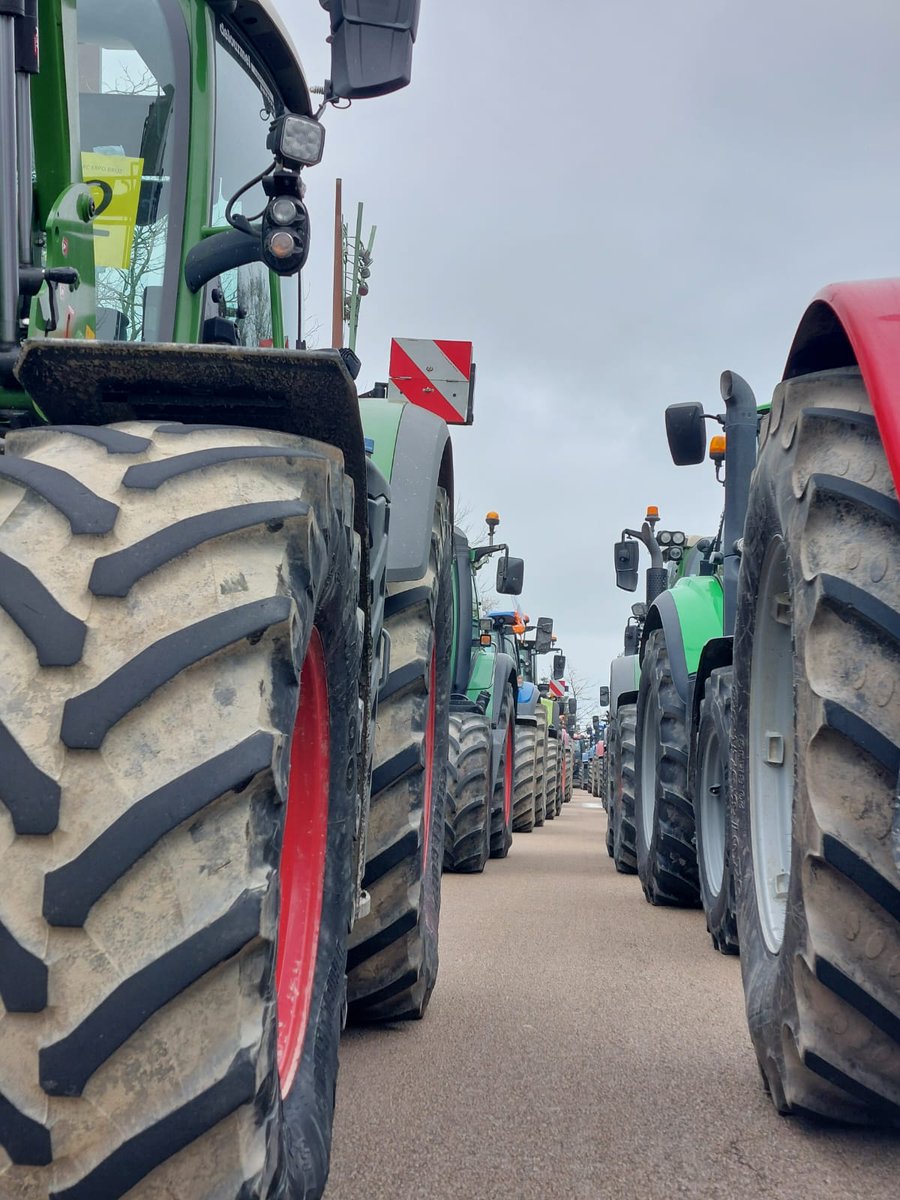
[209,17,289,347]
[75,0,190,343]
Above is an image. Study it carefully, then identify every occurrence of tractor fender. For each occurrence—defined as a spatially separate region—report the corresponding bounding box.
[686,638,734,777]
[384,401,454,583]
[642,575,724,710]
[783,279,900,493]
[516,679,539,718]
[609,654,639,718]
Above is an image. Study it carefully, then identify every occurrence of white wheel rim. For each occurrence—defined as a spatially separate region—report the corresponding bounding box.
[640,689,659,846]
[749,537,794,953]
[698,719,725,899]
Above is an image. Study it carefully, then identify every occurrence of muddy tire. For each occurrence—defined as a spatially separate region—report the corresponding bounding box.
[443,712,491,873]
[695,668,739,954]
[533,709,548,827]
[489,686,516,858]
[0,422,362,1200]
[733,367,900,1124]
[544,736,558,821]
[512,721,539,832]
[612,705,638,874]
[634,630,700,906]
[347,492,452,1022]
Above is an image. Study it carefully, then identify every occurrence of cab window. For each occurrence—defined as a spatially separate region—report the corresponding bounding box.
[77,0,186,341]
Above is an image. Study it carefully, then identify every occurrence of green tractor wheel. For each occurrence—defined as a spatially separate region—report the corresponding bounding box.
[634,629,701,907]
[443,711,492,873]
[512,721,539,832]
[695,667,739,954]
[0,424,361,1199]
[489,686,516,858]
[612,704,639,874]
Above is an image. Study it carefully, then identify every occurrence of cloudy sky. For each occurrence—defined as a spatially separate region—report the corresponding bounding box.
[285,1,900,712]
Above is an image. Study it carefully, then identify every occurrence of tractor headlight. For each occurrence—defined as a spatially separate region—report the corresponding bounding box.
[267,114,326,168]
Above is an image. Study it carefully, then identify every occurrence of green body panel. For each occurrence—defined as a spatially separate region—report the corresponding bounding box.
[467,646,497,719]
[666,574,724,675]
[31,185,96,340]
[540,695,554,727]
[359,397,406,482]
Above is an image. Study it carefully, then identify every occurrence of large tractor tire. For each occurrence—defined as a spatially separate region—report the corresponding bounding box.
[347,492,452,1021]
[563,745,574,802]
[0,422,362,1200]
[613,705,639,874]
[695,668,739,955]
[512,720,539,833]
[443,711,491,873]
[544,736,559,821]
[732,367,900,1124]
[533,708,548,827]
[489,686,516,858]
[634,629,701,907]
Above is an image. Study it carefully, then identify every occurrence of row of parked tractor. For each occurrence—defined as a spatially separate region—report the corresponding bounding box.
[0,3,590,1195]
[443,514,580,874]
[594,371,898,1128]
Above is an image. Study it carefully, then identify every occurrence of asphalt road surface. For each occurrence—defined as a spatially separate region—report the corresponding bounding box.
[327,791,900,1200]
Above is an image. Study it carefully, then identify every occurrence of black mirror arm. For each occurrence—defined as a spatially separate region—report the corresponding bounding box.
[472,542,507,563]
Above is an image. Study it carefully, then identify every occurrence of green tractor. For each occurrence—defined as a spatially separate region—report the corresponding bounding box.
[608,508,711,877]
[0,1,473,1194]
[443,513,525,871]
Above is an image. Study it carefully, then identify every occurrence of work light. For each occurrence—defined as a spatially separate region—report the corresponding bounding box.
[267,114,326,168]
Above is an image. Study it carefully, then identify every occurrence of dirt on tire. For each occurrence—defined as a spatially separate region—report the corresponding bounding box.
[347,491,452,1022]
[0,422,363,1199]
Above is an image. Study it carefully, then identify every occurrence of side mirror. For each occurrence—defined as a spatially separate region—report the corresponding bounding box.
[598,686,610,706]
[631,601,647,619]
[496,554,524,595]
[535,616,553,654]
[552,653,566,680]
[614,539,639,592]
[328,0,421,99]
[568,698,577,717]
[665,402,707,466]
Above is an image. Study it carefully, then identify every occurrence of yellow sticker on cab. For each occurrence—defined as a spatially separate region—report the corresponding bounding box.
[81,153,144,269]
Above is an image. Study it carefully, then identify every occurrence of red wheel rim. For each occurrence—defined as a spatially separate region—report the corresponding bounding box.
[422,649,437,864]
[276,628,329,1097]
[503,721,513,823]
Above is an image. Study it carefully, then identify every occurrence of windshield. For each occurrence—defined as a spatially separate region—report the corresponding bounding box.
[77,0,187,342]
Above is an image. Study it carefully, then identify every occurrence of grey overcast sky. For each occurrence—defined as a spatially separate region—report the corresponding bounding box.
[284,0,900,712]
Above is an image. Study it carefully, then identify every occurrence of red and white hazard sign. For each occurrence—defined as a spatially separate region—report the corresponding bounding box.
[388,338,474,425]
[548,679,565,698]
